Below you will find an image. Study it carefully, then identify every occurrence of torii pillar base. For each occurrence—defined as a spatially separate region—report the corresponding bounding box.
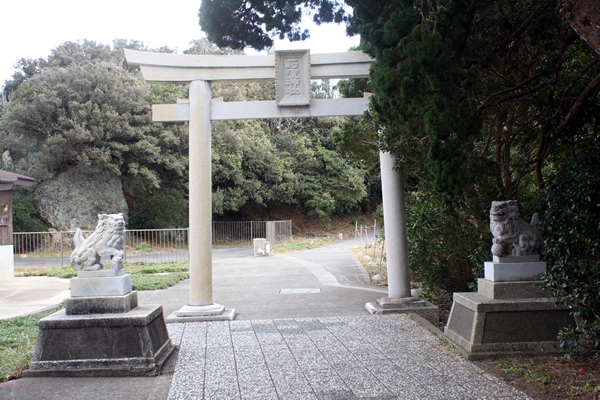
[366,297,439,325]
[165,304,236,323]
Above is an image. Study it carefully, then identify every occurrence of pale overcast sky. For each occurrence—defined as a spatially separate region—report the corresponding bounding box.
[1,0,360,87]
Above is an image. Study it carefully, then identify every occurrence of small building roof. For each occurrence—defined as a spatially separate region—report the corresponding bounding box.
[0,170,35,191]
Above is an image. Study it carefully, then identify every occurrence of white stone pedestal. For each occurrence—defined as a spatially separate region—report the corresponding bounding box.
[484,255,546,282]
[0,245,14,281]
[70,272,132,297]
[28,269,176,377]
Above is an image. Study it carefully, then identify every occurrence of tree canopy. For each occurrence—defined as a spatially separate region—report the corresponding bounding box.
[1,40,188,196]
[201,0,600,200]
[1,38,370,228]
[199,0,350,50]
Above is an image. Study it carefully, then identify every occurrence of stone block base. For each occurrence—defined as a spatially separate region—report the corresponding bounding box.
[365,297,439,326]
[65,292,138,315]
[477,278,549,300]
[25,304,176,377]
[444,279,574,360]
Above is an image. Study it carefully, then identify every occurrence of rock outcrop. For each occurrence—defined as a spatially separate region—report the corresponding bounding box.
[34,167,128,230]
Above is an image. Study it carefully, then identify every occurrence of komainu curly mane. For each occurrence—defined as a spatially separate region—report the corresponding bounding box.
[70,213,126,271]
[490,200,544,257]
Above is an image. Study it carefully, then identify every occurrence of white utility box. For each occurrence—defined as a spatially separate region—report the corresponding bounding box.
[253,238,270,256]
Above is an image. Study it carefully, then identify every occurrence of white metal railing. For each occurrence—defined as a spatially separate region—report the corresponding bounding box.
[125,228,189,264]
[13,220,293,268]
[354,220,378,247]
[211,220,293,246]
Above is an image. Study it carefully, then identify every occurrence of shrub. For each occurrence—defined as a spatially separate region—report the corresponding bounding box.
[128,188,189,229]
[12,187,47,232]
[536,146,600,356]
[405,191,489,298]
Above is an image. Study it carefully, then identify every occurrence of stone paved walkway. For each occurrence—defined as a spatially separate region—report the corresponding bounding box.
[166,315,531,400]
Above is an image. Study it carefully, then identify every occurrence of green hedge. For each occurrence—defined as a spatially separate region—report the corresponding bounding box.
[537,146,600,356]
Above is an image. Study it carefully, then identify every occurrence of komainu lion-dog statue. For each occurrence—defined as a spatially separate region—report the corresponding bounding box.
[70,213,126,271]
[489,200,544,257]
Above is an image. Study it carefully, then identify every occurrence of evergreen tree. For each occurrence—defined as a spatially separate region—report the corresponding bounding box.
[201,0,600,199]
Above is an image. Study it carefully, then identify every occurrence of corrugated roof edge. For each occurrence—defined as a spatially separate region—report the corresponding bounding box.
[0,169,35,189]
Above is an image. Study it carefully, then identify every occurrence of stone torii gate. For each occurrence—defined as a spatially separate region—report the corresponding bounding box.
[125,49,436,322]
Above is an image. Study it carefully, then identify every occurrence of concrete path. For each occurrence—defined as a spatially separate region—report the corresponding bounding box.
[0,240,531,399]
[138,241,385,320]
[0,276,70,319]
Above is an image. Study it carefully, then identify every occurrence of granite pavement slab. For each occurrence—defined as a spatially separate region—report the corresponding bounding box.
[167,314,531,400]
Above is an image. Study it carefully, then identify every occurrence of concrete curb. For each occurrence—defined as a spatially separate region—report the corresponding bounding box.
[347,248,372,285]
[408,312,444,339]
[19,303,66,318]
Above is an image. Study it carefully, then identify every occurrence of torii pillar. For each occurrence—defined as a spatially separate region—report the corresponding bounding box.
[365,153,438,324]
[173,80,232,319]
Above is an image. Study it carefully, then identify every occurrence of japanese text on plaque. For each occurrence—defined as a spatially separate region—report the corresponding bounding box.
[285,59,302,96]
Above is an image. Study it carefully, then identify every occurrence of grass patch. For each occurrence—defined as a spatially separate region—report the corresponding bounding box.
[0,306,63,382]
[14,266,77,279]
[125,262,189,275]
[131,271,189,290]
[477,354,600,399]
[270,237,339,254]
[14,262,190,291]
[351,242,387,285]
[14,252,60,258]
[213,240,252,249]
[126,262,190,290]
[495,359,522,375]
[440,338,463,357]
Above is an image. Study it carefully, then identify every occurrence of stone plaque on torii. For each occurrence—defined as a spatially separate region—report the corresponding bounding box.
[125,48,437,322]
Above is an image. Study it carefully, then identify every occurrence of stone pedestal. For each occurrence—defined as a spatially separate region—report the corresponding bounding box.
[366,296,439,326]
[484,256,546,282]
[26,271,176,376]
[26,305,175,377]
[444,258,574,360]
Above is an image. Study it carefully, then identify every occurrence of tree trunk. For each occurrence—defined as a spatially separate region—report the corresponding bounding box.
[558,0,600,55]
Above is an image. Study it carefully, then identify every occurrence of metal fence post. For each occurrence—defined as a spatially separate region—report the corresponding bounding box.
[60,231,64,266]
